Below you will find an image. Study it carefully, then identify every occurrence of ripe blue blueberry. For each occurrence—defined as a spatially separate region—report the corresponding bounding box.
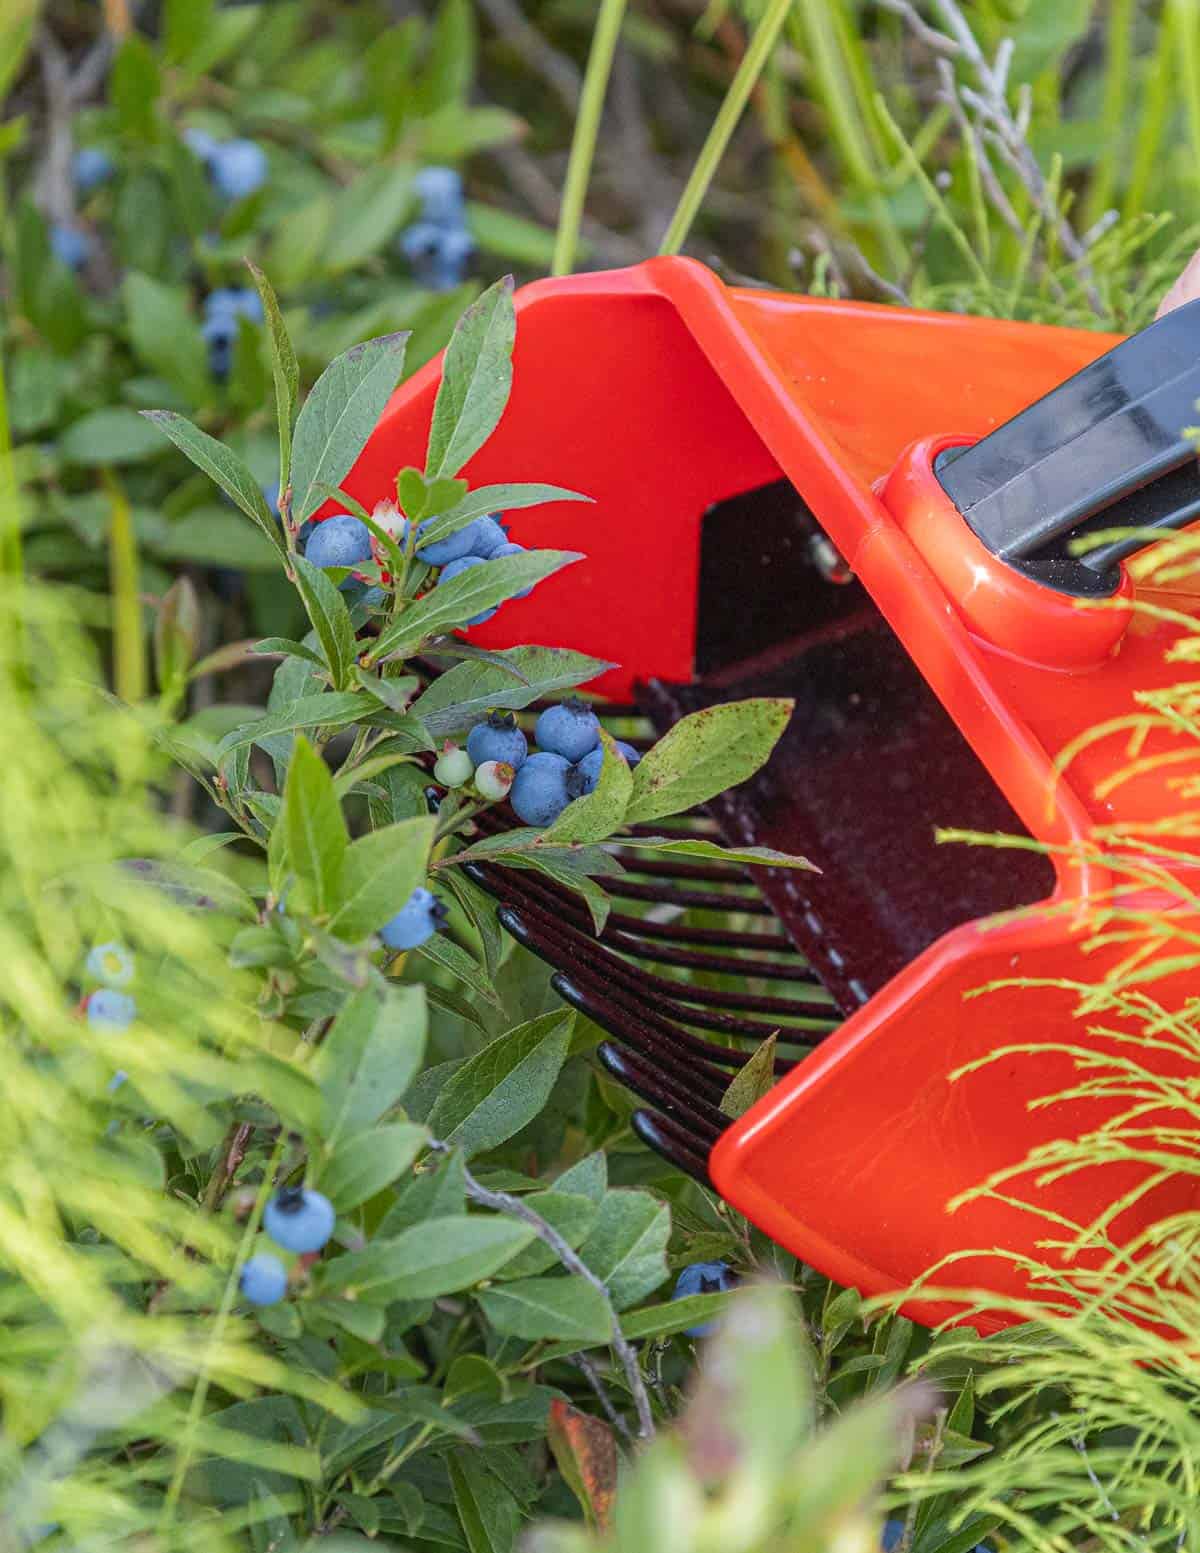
[87,989,136,1033]
[437,555,496,625]
[264,1185,336,1253]
[73,147,113,192]
[240,1252,288,1306]
[672,1260,736,1336]
[400,219,474,291]
[205,287,264,325]
[509,751,572,827]
[467,712,528,770]
[488,541,533,597]
[566,740,641,798]
[50,224,91,270]
[415,165,465,224]
[416,515,497,567]
[534,699,601,763]
[304,515,372,584]
[202,313,237,380]
[470,516,509,558]
[183,127,219,164]
[210,139,268,201]
[263,481,280,518]
[86,942,135,988]
[381,886,448,951]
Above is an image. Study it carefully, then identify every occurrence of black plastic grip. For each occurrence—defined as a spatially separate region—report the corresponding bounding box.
[936,297,1200,596]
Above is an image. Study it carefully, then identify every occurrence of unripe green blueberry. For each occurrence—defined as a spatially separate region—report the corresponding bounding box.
[474,759,515,801]
[434,744,474,788]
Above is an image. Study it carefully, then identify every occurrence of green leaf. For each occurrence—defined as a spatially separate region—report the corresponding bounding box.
[324,165,415,275]
[449,1450,522,1553]
[425,277,516,480]
[247,261,298,492]
[62,409,169,466]
[543,730,632,845]
[624,698,794,825]
[215,694,366,762]
[477,1276,611,1344]
[610,836,817,871]
[412,482,591,555]
[284,737,347,915]
[330,816,435,941]
[290,552,356,690]
[414,931,504,1010]
[720,1033,778,1120]
[140,412,286,559]
[412,645,613,736]
[555,1152,607,1202]
[495,1191,599,1279]
[291,332,410,524]
[252,638,327,670]
[378,1147,466,1237]
[321,1214,533,1302]
[123,274,209,403]
[153,509,279,571]
[579,1190,670,1311]
[368,549,583,662]
[620,1291,734,1342]
[316,983,428,1146]
[499,852,611,935]
[111,33,160,142]
[426,1009,574,1158]
[319,1122,429,1211]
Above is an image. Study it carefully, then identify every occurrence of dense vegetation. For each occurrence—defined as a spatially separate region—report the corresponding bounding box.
[4,2,1200,1550]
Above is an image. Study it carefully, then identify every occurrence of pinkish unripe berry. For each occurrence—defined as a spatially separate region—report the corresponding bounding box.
[475,759,515,801]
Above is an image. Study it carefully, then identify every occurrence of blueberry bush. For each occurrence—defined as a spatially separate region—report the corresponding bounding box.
[9,1,1200,1550]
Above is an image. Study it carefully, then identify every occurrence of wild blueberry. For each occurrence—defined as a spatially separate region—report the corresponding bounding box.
[86,942,135,988]
[415,165,465,223]
[672,1260,735,1336]
[210,139,268,201]
[415,515,496,567]
[434,744,474,788]
[183,127,219,164]
[240,1252,288,1306]
[467,711,528,770]
[509,751,572,827]
[566,740,640,798]
[87,989,136,1033]
[73,147,113,192]
[469,516,508,558]
[50,224,91,270]
[488,541,533,597]
[202,313,237,380]
[474,759,514,801]
[304,515,372,584]
[436,555,496,625]
[534,699,601,763]
[264,1185,336,1253]
[381,886,448,951]
[205,287,264,325]
[263,482,280,519]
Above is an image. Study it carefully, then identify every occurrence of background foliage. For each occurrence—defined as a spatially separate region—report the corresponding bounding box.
[4,2,1200,1551]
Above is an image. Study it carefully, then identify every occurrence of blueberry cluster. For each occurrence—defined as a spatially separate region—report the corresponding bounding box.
[498,699,640,828]
[671,1259,736,1336]
[239,1183,337,1306]
[399,166,474,291]
[202,287,265,380]
[420,511,530,625]
[184,129,269,202]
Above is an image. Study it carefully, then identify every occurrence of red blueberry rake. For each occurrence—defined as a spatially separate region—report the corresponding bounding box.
[350,259,1200,1332]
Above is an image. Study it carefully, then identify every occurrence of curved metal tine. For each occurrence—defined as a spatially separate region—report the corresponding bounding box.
[596,1041,730,1146]
[611,854,753,886]
[506,893,819,1039]
[631,1109,715,1186]
[602,876,776,914]
[464,851,807,962]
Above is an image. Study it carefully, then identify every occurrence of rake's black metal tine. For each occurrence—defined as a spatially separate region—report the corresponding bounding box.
[546,970,738,1100]
[465,851,806,960]
[598,929,814,984]
[596,1042,729,1144]
[508,894,823,1035]
[626,819,718,838]
[603,877,775,914]
[612,855,753,885]
[631,1110,715,1186]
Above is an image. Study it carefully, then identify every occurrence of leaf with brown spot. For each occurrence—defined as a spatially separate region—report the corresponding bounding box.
[547,1398,618,1531]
